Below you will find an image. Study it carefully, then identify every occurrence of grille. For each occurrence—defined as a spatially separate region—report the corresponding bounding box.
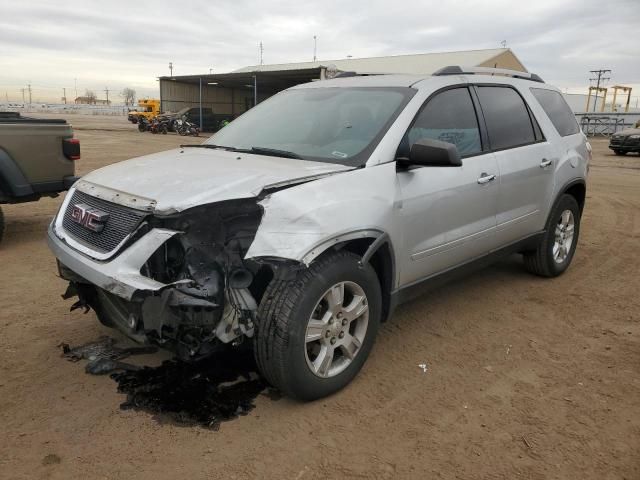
[610,136,624,146]
[62,190,148,253]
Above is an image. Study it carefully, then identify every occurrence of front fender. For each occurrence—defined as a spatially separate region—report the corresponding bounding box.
[245,162,399,266]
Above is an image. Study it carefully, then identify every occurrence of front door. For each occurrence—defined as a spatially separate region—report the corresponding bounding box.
[396,87,499,286]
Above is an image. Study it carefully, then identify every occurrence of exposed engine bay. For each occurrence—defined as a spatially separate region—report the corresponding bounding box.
[58,198,289,360]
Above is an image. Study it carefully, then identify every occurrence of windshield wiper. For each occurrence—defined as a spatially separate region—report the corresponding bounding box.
[180,144,228,149]
[249,146,302,159]
[181,144,302,159]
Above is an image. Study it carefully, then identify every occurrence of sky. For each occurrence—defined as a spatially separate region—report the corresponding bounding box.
[1,0,639,104]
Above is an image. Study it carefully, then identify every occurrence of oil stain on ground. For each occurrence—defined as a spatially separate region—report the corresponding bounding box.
[61,338,275,430]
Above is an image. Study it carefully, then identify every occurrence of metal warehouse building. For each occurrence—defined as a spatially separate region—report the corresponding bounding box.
[158,48,527,129]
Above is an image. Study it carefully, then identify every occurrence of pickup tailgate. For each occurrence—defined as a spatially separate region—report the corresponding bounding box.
[0,117,77,188]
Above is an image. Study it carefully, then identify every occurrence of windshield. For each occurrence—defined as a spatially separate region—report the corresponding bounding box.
[205,87,414,166]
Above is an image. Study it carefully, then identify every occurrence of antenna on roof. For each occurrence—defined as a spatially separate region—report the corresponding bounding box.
[500,40,507,48]
[259,42,264,65]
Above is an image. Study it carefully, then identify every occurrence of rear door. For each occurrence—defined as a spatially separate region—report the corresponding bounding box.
[396,86,500,285]
[474,85,557,245]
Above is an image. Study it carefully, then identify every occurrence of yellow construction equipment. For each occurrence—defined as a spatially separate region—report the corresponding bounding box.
[610,85,632,112]
[585,86,607,112]
[127,99,161,123]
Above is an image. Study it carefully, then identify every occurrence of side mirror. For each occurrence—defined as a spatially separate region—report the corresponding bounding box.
[399,138,462,167]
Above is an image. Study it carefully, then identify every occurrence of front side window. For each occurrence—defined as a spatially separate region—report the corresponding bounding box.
[207,87,414,166]
[476,86,536,150]
[399,87,482,158]
[531,88,580,137]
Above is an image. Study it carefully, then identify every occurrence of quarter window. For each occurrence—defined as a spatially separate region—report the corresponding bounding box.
[400,87,482,158]
[476,86,537,150]
[531,88,580,137]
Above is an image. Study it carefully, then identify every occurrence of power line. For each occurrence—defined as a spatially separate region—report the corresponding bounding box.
[589,69,611,112]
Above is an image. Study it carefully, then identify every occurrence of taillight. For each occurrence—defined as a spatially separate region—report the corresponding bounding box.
[63,137,81,160]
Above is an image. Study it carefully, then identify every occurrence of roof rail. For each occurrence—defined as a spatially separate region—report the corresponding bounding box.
[433,66,544,83]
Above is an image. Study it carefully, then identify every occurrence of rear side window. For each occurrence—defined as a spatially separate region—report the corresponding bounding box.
[476,86,536,150]
[531,88,580,137]
[401,87,482,157]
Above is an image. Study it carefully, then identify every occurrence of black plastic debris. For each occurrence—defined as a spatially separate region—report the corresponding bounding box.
[85,358,142,375]
[59,336,157,374]
[111,350,267,430]
[59,336,157,362]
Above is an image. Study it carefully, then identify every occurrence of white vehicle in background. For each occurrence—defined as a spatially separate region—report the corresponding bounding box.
[48,66,589,400]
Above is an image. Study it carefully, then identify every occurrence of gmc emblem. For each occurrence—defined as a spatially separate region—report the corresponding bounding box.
[70,203,109,232]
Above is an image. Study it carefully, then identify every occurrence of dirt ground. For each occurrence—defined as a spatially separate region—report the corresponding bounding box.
[0,115,638,479]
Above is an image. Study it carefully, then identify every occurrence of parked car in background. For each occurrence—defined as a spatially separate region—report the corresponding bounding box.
[48,67,589,400]
[609,127,640,155]
[0,112,79,243]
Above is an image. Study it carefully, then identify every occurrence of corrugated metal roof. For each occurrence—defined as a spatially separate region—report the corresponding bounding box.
[233,48,518,75]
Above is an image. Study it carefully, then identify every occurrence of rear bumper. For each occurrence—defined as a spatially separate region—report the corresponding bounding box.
[47,222,180,300]
[63,175,79,190]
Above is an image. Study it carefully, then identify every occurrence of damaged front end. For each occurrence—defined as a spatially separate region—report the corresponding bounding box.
[53,198,280,360]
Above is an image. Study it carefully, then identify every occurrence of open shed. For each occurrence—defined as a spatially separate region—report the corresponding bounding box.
[158,48,527,130]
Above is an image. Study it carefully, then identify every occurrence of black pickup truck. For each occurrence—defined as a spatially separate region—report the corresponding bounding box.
[0,112,80,242]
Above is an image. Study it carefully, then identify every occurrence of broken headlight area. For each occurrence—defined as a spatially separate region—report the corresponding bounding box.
[60,199,278,361]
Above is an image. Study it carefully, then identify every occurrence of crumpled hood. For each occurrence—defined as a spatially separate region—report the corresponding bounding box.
[78,147,352,213]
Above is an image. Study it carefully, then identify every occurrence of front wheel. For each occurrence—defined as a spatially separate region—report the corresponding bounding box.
[254,251,381,401]
[523,194,581,277]
[614,150,626,156]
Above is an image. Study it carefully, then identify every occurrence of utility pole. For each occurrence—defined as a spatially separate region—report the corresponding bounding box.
[169,62,173,76]
[27,84,32,105]
[313,35,317,62]
[259,41,264,65]
[21,88,25,104]
[104,87,110,105]
[74,78,78,100]
[63,87,66,104]
[589,69,611,112]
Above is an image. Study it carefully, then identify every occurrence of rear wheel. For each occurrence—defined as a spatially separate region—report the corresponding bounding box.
[254,251,381,401]
[523,194,581,277]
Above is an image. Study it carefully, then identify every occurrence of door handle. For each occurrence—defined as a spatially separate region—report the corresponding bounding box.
[477,173,496,185]
[540,158,553,168]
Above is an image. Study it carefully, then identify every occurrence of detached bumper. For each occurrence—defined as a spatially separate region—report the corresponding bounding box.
[47,222,180,300]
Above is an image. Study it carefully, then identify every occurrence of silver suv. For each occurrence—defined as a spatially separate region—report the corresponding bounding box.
[48,67,590,400]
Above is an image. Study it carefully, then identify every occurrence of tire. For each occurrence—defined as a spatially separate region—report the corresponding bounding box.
[614,150,626,156]
[0,206,4,244]
[523,194,581,277]
[254,251,381,401]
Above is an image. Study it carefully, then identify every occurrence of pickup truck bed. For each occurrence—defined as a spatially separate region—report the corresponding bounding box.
[0,113,79,204]
[0,112,80,243]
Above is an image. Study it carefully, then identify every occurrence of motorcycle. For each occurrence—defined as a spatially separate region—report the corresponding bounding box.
[177,116,200,136]
[149,117,170,134]
[137,117,150,132]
